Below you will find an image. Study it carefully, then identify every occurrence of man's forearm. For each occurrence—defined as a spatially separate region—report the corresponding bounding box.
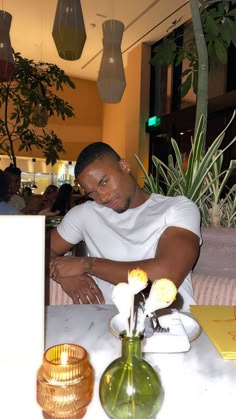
[50,255,173,287]
[84,228,199,288]
[84,256,184,288]
[50,227,199,290]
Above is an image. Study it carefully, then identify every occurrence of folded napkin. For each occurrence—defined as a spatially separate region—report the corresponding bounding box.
[142,310,191,353]
[190,305,236,359]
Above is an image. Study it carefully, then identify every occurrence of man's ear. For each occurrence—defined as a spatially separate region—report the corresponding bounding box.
[119,159,130,173]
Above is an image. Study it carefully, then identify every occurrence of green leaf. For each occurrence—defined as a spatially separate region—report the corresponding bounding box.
[227,9,236,17]
[181,74,192,98]
[204,15,220,37]
[219,19,233,46]
[181,68,192,77]
[151,38,177,66]
[226,18,236,47]
[193,69,198,95]
[213,39,228,64]
[175,47,185,65]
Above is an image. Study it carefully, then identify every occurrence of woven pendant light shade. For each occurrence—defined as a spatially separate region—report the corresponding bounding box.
[52,0,86,61]
[0,10,15,82]
[97,19,126,104]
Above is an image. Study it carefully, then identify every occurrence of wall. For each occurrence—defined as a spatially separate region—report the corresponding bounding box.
[49,77,104,160]
[0,77,103,163]
[102,43,151,182]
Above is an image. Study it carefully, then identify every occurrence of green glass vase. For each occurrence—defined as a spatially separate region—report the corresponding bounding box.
[99,332,164,418]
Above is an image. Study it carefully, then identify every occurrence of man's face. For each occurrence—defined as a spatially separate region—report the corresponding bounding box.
[78,156,136,213]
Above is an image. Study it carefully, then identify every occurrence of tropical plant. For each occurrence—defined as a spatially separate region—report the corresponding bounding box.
[0,51,75,167]
[151,0,236,145]
[135,112,236,228]
[152,1,236,98]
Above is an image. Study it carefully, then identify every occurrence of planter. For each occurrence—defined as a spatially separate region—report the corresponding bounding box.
[193,227,236,278]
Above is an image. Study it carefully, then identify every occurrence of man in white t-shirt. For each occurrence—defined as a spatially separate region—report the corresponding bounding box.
[50,142,201,310]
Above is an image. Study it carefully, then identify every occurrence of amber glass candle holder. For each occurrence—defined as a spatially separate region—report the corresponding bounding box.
[37,343,93,418]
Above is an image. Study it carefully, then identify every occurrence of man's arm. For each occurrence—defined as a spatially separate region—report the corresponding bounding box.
[50,228,105,304]
[50,226,200,289]
[50,228,74,258]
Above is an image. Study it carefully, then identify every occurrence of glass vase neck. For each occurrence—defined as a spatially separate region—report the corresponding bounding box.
[120,333,142,361]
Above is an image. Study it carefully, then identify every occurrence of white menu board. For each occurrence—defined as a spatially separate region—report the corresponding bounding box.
[0,215,45,418]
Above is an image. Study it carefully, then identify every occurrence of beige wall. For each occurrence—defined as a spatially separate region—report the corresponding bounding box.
[1,44,151,185]
[47,77,104,160]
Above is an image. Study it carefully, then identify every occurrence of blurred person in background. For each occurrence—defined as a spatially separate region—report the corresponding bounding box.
[51,183,73,216]
[37,184,59,214]
[72,179,81,195]
[0,169,21,215]
[4,164,25,212]
[22,186,33,206]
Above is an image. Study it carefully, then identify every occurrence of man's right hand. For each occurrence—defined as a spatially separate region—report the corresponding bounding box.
[58,273,105,304]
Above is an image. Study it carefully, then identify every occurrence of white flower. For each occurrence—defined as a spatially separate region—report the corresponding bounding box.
[112,283,133,319]
[128,268,148,294]
[145,278,177,315]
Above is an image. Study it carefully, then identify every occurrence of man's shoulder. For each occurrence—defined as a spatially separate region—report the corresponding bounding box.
[66,200,95,217]
[149,194,199,217]
[150,193,192,206]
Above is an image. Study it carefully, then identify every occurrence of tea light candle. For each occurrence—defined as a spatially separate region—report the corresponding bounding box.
[37,343,94,419]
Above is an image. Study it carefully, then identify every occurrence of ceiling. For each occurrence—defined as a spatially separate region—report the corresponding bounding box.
[5,0,191,81]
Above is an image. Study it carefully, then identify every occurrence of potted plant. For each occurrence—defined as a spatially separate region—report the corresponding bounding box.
[0,51,75,167]
[136,113,236,228]
[136,114,236,291]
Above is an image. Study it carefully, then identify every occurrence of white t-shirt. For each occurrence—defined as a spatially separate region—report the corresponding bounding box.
[57,194,201,310]
[9,194,25,211]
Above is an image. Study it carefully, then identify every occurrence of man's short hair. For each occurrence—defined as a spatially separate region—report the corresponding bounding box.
[75,142,121,178]
[4,164,21,177]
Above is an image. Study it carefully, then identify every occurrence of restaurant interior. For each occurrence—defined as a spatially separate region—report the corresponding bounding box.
[0,1,235,190]
[1,1,236,418]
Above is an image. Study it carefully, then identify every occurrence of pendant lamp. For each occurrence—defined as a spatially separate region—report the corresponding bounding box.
[97,19,126,104]
[52,0,86,61]
[0,10,15,82]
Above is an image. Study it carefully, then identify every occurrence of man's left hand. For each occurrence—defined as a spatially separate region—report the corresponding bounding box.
[58,273,105,304]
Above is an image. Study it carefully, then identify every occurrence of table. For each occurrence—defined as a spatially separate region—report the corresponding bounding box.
[46,305,235,419]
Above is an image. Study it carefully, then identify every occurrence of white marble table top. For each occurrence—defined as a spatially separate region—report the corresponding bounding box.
[46,305,235,419]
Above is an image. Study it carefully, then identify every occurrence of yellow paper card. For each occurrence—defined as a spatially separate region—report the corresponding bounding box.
[190,305,236,359]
